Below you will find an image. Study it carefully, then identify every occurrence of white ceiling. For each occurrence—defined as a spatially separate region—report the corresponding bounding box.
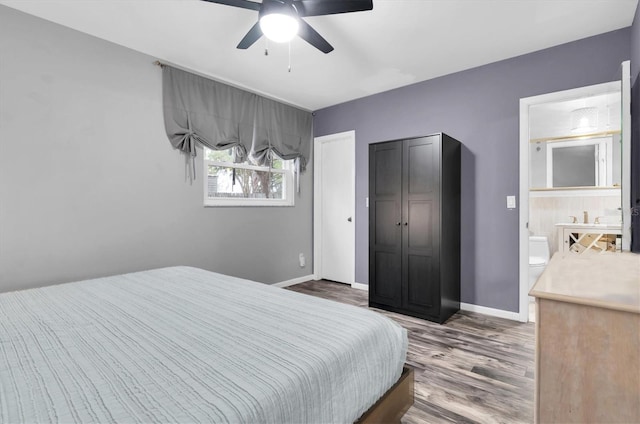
[1,0,637,111]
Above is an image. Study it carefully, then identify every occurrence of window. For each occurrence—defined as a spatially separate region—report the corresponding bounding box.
[203,147,295,206]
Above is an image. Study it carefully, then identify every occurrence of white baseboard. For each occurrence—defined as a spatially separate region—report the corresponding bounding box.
[273,274,314,288]
[274,279,519,320]
[351,282,369,291]
[460,302,521,321]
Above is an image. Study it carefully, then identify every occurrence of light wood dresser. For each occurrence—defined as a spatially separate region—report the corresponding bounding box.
[530,252,640,424]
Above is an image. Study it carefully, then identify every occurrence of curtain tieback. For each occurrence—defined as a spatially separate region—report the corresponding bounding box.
[186,114,197,179]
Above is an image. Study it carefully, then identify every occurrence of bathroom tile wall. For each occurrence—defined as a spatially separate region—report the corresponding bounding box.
[529,193,621,254]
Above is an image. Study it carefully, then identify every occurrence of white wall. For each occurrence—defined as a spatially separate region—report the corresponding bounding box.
[0,6,312,292]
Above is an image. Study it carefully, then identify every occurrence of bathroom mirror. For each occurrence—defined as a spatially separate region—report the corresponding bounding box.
[528,91,622,191]
[530,134,619,189]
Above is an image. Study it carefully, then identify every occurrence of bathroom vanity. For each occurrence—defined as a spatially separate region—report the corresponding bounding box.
[529,252,640,423]
[555,223,622,254]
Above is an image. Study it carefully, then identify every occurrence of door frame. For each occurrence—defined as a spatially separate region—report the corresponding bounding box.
[313,130,356,285]
[518,74,629,322]
[621,61,632,251]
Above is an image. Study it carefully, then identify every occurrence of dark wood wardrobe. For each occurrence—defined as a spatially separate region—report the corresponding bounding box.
[368,133,461,324]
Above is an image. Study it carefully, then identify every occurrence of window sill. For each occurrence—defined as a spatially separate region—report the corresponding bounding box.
[204,199,295,207]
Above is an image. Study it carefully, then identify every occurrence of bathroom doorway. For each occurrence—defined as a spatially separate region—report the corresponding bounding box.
[518,61,632,323]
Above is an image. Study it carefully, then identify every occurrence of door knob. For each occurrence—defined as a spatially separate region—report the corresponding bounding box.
[347,217,352,222]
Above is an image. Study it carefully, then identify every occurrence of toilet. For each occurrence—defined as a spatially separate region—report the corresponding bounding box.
[529,236,550,290]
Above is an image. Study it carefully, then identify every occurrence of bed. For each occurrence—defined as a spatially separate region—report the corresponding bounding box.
[0,266,411,423]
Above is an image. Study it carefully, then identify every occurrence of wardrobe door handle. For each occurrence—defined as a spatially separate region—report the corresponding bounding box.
[404,222,408,226]
[396,222,402,226]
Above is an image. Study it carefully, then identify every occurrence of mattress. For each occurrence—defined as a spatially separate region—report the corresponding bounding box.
[0,266,407,423]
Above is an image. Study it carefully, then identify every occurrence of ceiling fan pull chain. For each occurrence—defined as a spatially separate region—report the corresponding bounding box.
[288,41,292,73]
[264,38,269,56]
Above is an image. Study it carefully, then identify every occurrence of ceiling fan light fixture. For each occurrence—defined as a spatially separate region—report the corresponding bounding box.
[259,13,299,43]
[570,107,598,134]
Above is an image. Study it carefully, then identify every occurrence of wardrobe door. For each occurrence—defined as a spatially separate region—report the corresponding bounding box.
[402,136,441,317]
[369,141,402,308]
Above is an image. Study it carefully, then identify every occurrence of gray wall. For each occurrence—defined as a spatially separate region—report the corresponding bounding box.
[314,28,631,312]
[0,5,313,293]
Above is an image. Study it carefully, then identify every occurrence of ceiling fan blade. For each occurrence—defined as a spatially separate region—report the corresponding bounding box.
[237,22,263,49]
[200,0,261,11]
[298,19,333,53]
[295,0,373,17]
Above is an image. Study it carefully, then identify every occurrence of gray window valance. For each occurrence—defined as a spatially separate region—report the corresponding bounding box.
[161,65,312,174]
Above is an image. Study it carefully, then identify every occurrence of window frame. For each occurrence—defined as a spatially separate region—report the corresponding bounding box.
[203,148,295,207]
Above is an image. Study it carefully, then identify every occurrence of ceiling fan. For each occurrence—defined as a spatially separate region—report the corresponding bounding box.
[201,0,373,54]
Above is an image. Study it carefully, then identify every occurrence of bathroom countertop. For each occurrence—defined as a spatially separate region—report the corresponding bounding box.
[529,252,640,314]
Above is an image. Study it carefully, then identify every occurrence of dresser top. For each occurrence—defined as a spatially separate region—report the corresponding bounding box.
[530,252,640,314]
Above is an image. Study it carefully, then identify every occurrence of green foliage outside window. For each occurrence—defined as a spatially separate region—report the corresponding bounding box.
[205,148,287,200]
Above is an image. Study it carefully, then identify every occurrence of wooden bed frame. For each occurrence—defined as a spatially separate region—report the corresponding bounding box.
[356,366,415,424]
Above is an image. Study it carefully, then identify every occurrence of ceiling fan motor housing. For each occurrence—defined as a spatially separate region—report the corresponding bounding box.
[259,0,299,20]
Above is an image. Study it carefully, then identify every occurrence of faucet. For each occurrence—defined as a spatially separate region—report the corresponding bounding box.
[583,211,588,224]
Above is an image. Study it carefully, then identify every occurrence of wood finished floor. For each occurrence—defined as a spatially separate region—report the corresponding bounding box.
[286,281,535,424]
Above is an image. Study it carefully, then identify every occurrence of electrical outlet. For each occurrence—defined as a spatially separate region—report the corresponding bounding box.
[507,195,516,209]
[298,253,305,268]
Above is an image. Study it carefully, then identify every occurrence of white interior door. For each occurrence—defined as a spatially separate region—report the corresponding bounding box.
[314,131,355,284]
